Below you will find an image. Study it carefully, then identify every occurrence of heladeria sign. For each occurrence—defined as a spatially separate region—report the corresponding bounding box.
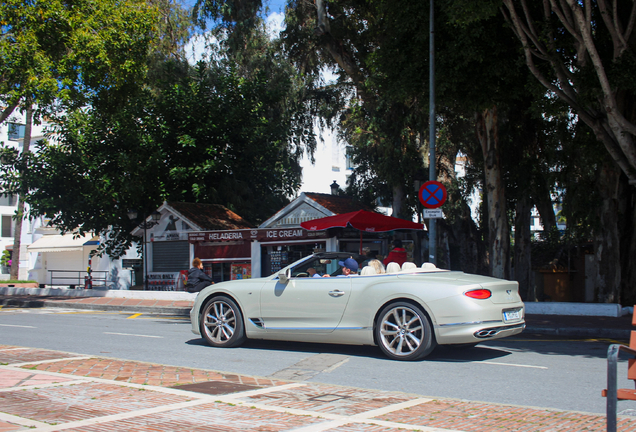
[188,228,328,243]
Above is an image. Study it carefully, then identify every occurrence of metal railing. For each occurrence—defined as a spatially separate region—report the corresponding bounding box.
[606,343,636,431]
[47,270,108,289]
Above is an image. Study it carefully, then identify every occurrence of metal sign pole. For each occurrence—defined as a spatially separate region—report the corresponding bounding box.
[428,0,436,265]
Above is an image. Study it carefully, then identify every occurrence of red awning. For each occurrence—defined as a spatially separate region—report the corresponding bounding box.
[300,210,424,232]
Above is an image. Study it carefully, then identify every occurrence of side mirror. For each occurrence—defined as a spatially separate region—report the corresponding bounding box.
[278,268,291,284]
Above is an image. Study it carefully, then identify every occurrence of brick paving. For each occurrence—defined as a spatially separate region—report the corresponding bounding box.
[21,357,288,388]
[375,399,636,431]
[2,344,636,431]
[241,383,418,416]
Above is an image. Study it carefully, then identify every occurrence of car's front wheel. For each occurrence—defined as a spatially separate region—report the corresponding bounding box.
[200,296,246,348]
[375,302,436,361]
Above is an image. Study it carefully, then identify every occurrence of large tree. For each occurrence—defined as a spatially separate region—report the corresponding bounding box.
[14,27,314,258]
[0,0,157,278]
[500,0,636,302]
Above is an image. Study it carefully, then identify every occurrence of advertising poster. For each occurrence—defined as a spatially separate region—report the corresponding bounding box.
[231,263,251,280]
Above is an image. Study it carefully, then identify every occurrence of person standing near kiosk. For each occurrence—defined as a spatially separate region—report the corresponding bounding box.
[186,258,214,293]
[383,239,407,267]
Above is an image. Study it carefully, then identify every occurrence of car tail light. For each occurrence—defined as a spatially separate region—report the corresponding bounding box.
[464,289,492,299]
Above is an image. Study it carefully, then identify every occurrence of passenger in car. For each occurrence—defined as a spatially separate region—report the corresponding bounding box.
[368,259,386,274]
[323,257,359,277]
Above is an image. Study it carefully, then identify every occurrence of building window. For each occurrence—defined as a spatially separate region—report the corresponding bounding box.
[7,123,25,141]
[1,215,13,238]
[0,194,17,207]
[345,146,354,170]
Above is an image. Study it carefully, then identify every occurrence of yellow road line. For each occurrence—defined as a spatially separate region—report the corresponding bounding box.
[126,313,143,319]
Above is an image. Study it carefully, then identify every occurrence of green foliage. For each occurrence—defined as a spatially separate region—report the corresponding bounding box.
[0,250,10,267]
[14,28,312,257]
[0,0,158,121]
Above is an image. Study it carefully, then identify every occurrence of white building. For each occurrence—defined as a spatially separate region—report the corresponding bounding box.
[300,126,351,194]
[0,114,141,288]
[0,115,51,280]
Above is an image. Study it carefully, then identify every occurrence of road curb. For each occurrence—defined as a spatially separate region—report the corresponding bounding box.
[0,298,191,316]
[524,326,630,340]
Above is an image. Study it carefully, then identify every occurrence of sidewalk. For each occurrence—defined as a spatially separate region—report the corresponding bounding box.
[2,344,636,432]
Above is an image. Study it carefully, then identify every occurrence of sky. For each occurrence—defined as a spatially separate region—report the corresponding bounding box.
[185,0,286,63]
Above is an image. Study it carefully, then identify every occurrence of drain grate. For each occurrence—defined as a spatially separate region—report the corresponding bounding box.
[173,380,263,395]
[308,394,351,403]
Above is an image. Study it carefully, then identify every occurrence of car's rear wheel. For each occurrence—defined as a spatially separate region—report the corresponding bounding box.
[200,296,246,348]
[375,302,436,361]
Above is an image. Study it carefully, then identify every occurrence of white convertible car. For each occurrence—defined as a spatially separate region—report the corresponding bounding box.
[190,252,525,361]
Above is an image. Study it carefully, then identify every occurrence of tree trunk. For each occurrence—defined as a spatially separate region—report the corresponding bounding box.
[10,104,33,280]
[392,184,404,219]
[622,186,636,304]
[514,195,533,300]
[476,107,510,279]
[593,163,622,303]
[533,181,557,234]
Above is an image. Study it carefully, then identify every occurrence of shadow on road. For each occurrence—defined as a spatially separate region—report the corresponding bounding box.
[185,337,519,362]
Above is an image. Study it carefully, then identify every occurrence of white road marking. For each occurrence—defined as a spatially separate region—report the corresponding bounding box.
[0,323,36,328]
[482,361,548,369]
[9,356,93,367]
[323,357,350,372]
[103,332,163,338]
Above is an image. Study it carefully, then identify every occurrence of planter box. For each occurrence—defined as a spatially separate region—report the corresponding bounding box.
[0,283,39,288]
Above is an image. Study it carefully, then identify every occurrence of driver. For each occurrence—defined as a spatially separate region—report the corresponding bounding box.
[307,267,322,278]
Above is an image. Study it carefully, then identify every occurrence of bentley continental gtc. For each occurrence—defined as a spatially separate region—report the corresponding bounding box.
[190,252,525,361]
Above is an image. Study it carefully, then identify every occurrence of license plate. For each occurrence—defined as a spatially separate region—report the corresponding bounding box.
[503,308,522,322]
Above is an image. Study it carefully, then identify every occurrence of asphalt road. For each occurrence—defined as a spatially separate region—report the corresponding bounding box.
[0,306,631,415]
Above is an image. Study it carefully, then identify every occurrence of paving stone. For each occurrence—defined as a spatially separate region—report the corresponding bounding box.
[0,382,190,425]
[0,345,628,432]
[238,382,417,416]
[375,399,636,431]
[60,401,327,432]
[18,357,289,387]
[0,369,74,389]
[0,346,78,365]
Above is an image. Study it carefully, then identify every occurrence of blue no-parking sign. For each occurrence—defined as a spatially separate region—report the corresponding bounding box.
[418,181,447,209]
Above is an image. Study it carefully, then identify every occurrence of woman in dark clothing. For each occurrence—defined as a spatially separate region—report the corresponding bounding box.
[187,258,214,293]
[383,239,407,267]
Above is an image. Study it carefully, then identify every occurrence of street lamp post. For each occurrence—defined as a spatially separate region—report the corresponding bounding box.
[127,209,161,290]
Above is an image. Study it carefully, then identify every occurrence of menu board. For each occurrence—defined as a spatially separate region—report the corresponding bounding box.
[146,272,183,291]
[231,263,251,280]
[269,250,288,273]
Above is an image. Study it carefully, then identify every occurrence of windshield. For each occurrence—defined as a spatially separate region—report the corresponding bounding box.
[289,253,356,278]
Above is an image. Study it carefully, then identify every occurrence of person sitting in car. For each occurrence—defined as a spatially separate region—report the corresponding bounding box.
[307,267,322,278]
[323,257,358,277]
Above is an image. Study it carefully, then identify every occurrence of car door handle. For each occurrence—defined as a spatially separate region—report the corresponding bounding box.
[329,289,345,297]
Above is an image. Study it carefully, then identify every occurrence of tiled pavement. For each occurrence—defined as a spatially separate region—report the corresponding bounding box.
[2,345,636,431]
